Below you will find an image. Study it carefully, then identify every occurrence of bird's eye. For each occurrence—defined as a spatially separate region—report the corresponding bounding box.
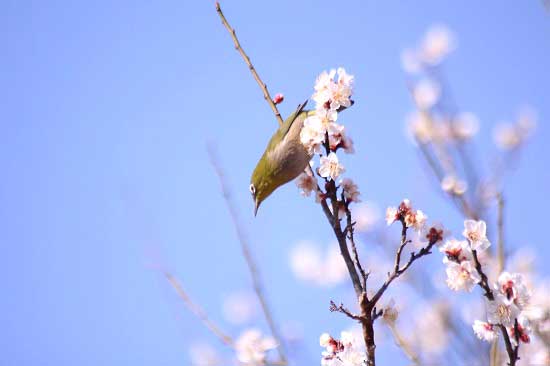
[249,184,256,195]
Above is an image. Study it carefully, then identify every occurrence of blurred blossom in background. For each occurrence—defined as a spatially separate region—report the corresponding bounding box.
[1,1,549,365]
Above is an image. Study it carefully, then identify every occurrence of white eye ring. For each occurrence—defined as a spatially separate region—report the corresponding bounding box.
[249,184,256,195]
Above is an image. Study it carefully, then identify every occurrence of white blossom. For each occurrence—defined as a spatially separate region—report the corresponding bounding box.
[452,112,479,140]
[320,331,367,366]
[385,206,398,226]
[296,172,317,197]
[441,175,467,196]
[235,329,277,365]
[340,178,361,203]
[300,115,325,154]
[404,209,427,232]
[445,259,481,292]
[420,25,455,65]
[495,272,531,309]
[486,294,520,327]
[440,238,472,263]
[413,78,441,110]
[472,320,498,342]
[463,219,491,251]
[312,68,353,111]
[319,152,345,181]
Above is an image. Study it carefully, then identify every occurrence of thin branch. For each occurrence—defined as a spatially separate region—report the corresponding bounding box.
[329,300,363,321]
[370,222,436,307]
[387,323,420,365]
[208,145,288,365]
[164,272,233,346]
[343,194,368,289]
[215,2,284,126]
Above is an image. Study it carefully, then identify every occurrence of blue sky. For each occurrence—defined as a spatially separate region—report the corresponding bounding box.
[1,1,549,365]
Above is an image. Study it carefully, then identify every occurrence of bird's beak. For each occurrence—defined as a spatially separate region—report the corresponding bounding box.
[254,198,260,217]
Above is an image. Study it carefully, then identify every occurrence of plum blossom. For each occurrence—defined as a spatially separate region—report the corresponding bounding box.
[312,68,354,111]
[235,329,277,365]
[463,219,491,251]
[445,259,481,292]
[420,25,456,65]
[495,272,531,308]
[340,178,361,203]
[296,172,317,197]
[404,209,427,232]
[319,152,345,181]
[320,331,366,366]
[452,112,479,140]
[472,320,498,342]
[300,115,326,154]
[508,315,531,346]
[441,175,467,196]
[440,238,472,263]
[413,78,441,110]
[486,294,520,327]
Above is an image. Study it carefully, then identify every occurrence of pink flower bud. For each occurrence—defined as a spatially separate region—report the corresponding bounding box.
[273,93,284,104]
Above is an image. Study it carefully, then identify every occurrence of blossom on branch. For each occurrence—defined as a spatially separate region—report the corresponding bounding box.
[486,294,521,327]
[445,259,481,292]
[319,152,345,181]
[340,178,361,203]
[472,320,498,342]
[495,271,531,309]
[296,172,317,197]
[320,331,367,366]
[462,219,491,251]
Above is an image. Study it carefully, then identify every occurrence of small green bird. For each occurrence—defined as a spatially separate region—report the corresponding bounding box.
[250,101,313,215]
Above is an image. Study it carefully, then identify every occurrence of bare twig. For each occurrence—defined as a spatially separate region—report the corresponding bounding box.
[215,2,284,126]
[329,300,363,321]
[387,323,420,364]
[208,145,288,364]
[164,272,233,346]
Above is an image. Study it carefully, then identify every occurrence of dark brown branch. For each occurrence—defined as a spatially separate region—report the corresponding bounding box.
[208,146,288,365]
[329,300,363,321]
[343,194,368,290]
[370,221,436,307]
[215,2,284,126]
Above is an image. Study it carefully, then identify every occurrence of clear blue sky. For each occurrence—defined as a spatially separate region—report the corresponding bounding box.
[1,1,549,365]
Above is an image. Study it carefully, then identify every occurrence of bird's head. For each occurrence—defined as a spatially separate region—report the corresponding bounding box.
[250,158,277,216]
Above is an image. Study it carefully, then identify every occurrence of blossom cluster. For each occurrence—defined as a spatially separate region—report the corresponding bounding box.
[439,220,490,292]
[473,271,532,346]
[319,331,367,366]
[296,68,361,207]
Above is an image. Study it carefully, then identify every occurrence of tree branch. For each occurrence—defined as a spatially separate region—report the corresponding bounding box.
[164,272,233,346]
[215,2,284,126]
[208,145,288,365]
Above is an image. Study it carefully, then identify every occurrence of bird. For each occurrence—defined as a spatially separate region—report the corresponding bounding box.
[249,100,313,216]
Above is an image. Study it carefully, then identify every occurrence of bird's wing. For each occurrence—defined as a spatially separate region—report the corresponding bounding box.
[267,99,309,151]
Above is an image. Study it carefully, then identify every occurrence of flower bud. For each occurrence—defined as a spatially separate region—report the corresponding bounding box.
[273,93,284,104]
